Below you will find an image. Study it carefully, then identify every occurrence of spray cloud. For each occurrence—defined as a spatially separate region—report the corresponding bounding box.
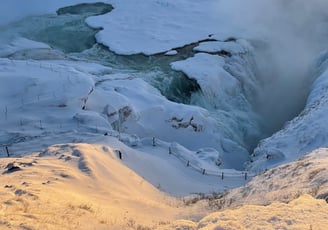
[217,0,328,133]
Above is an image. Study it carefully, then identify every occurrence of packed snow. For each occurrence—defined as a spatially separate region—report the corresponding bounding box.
[86,0,231,55]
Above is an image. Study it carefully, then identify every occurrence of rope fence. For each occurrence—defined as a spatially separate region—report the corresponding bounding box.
[170,146,252,180]
[152,137,261,180]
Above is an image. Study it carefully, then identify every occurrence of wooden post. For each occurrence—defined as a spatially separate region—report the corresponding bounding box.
[169,147,172,154]
[186,160,190,167]
[244,172,247,180]
[221,172,224,180]
[5,146,9,157]
[202,169,205,175]
[152,137,156,147]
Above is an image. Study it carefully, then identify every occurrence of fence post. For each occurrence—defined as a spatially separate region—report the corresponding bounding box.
[152,137,156,147]
[5,146,9,157]
[221,172,224,180]
[202,169,205,175]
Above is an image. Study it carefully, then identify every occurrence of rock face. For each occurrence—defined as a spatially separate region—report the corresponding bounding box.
[56,2,113,16]
[4,162,21,173]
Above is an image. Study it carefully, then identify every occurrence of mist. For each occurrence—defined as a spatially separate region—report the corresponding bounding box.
[216,0,328,134]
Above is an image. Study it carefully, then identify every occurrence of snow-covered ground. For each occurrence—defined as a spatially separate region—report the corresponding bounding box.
[169,194,328,230]
[0,143,183,229]
[167,148,328,229]
[1,0,328,229]
[86,0,233,55]
[1,144,327,229]
[0,57,251,196]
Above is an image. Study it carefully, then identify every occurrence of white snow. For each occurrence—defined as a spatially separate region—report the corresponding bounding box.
[1,0,328,229]
[171,53,238,100]
[194,39,250,55]
[0,143,183,229]
[164,50,178,56]
[0,37,50,57]
[86,0,229,55]
[0,58,249,196]
[166,148,328,229]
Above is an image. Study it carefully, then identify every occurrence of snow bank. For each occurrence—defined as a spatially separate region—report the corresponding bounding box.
[171,53,240,108]
[0,58,112,149]
[0,37,50,57]
[86,0,228,55]
[165,148,328,229]
[194,39,250,55]
[226,149,328,208]
[166,194,328,230]
[0,143,180,229]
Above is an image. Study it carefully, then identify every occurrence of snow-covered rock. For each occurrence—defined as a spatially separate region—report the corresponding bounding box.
[86,0,229,55]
